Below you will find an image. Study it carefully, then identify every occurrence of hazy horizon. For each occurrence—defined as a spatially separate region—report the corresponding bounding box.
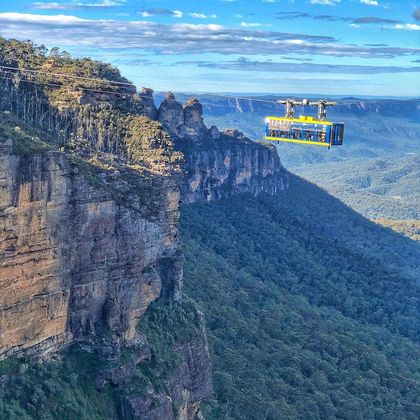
[154,91,420,100]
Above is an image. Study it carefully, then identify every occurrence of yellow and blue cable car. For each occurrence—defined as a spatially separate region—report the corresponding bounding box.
[264,99,344,148]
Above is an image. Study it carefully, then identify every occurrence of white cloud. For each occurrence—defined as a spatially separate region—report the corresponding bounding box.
[189,13,217,19]
[31,0,125,10]
[310,0,341,5]
[0,12,419,59]
[170,23,224,32]
[188,58,420,74]
[285,39,305,45]
[32,2,65,9]
[0,12,88,24]
[360,0,379,5]
[240,22,263,27]
[141,9,183,18]
[392,23,420,31]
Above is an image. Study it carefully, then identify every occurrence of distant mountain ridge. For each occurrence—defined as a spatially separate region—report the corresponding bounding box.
[159,93,420,171]
[155,93,420,121]
[172,92,420,230]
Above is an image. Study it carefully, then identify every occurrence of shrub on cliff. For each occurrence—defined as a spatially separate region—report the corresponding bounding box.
[126,116,182,172]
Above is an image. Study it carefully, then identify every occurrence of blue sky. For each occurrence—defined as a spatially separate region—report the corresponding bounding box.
[0,0,419,96]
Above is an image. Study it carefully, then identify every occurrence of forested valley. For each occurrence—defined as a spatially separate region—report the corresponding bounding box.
[181,176,420,419]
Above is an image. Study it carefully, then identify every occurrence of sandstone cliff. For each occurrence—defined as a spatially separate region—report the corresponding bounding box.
[0,143,179,359]
[0,128,211,419]
[158,92,288,203]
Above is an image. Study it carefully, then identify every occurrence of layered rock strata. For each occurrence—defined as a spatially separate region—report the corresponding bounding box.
[0,144,180,359]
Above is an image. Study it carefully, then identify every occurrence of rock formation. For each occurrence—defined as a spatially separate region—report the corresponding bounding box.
[138,87,158,120]
[157,93,288,203]
[0,137,211,418]
[0,86,287,356]
[158,91,185,138]
[122,332,212,419]
[0,145,180,359]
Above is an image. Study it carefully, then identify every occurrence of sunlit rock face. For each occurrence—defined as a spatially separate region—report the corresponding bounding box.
[182,98,208,141]
[0,146,181,359]
[0,137,211,418]
[158,92,186,138]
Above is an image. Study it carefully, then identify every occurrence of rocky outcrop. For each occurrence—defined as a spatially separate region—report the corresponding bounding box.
[181,131,286,203]
[158,92,185,138]
[121,329,212,420]
[138,87,158,120]
[182,99,208,140]
[168,334,213,419]
[121,393,174,420]
[0,145,180,359]
[157,94,207,141]
[158,93,288,203]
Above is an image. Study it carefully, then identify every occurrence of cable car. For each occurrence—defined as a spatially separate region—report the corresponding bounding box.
[264,99,344,148]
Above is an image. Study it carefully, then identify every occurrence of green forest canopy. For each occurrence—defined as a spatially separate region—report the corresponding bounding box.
[181,176,420,420]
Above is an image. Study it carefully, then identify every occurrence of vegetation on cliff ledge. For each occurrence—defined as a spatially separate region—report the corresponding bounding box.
[0,37,182,174]
[0,111,52,156]
[126,116,183,173]
[0,37,132,96]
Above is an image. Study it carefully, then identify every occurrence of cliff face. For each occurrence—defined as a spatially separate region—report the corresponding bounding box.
[0,142,180,359]
[0,134,211,418]
[158,93,288,203]
[122,329,212,420]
